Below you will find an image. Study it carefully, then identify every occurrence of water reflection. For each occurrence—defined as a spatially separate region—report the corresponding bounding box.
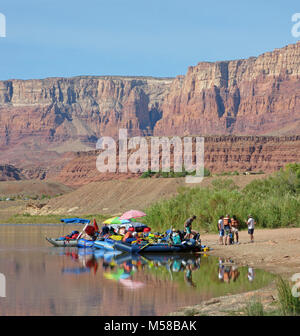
[0,225,274,316]
[58,248,260,293]
[59,247,202,291]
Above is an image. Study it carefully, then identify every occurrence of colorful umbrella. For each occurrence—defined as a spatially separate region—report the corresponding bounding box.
[119,210,146,220]
[119,279,145,289]
[103,217,131,225]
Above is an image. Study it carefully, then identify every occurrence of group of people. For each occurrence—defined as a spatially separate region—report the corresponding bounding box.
[183,213,256,246]
[101,224,152,243]
[218,214,255,245]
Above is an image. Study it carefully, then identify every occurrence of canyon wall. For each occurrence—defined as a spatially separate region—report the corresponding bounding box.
[0,76,173,150]
[54,135,300,186]
[154,41,300,136]
[0,42,299,181]
[0,42,299,156]
[0,164,26,181]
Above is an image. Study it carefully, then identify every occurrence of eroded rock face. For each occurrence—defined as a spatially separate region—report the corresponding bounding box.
[0,76,173,149]
[0,165,26,181]
[0,42,299,155]
[54,136,300,186]
[0,42,299,182]
[154,41,300,136]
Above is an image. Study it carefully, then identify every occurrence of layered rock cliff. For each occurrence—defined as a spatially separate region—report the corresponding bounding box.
[54,135,300,186]
[0,76,173,150]
[154,41,300,136]
[0,42,299,156]
[0,164,26,181]
[0,42,299,182]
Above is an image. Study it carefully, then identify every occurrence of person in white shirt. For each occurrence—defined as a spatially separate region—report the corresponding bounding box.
[246,215,255,243]
[248,267,255,282]
[218,216,224,245]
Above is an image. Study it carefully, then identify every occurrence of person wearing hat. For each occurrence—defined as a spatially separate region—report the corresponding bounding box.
[246,215,255,243]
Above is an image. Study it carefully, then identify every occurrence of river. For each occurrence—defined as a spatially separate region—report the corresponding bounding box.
[0,224,274,315]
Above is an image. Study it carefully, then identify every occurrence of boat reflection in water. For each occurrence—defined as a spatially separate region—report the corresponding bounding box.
[60,248,203,289]
[0,225,274,316]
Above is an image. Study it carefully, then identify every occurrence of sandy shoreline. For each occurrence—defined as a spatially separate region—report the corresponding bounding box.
[202,227,300,276]
[171,228,300,316]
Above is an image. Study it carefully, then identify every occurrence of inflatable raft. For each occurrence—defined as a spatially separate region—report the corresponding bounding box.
[77,238,95,248]
[113,239,201,254]
[46,237,78,247]
[93,238,116,251]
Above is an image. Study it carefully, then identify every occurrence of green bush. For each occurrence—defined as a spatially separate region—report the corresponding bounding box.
[140,168,211,179]
[277,277,300,316]
[144,165,300,232]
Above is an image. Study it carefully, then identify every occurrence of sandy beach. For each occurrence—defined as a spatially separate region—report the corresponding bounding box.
[171,228,300,315]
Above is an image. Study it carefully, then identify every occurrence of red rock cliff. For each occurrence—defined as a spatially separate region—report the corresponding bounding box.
[154,41,300,136]
[0,76,173,150]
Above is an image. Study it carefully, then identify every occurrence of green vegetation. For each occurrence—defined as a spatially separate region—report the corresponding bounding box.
[0,193,63,202]
[277,276,300,316]
[216,171,240,176]
[245,298,265,316]
[144,164,300,232]
[2,213,108,224]
[242,277,300,316]
[140,168,211,179]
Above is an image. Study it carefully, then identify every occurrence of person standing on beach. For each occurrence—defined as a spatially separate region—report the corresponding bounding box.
[223,214,231,245]
[246,215,255,243]
[231,215,240,244]
[218,216,224,245]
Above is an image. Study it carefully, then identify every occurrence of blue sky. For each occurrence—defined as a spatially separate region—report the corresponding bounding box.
[0,0,299,80]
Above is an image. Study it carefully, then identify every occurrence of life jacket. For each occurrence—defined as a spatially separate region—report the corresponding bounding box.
[231,218,238,227]
[122,232,133,242]
[223,217,230,226]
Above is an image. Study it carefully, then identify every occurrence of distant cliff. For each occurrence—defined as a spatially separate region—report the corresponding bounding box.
[154,41,300,136]
[0,42,300,181]
[0,76,173,150]
[53,135,300,186]
[0,42,299,155]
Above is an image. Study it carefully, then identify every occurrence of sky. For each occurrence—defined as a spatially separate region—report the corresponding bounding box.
[0,0,299,80]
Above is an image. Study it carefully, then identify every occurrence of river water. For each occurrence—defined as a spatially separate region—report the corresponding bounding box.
[0,225,274,316]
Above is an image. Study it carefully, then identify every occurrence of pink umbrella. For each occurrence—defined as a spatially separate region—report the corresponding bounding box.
[119,210,146,220]
[119,279,145,290]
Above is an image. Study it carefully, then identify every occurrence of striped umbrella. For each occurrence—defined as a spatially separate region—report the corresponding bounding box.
[103,217,131,225]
